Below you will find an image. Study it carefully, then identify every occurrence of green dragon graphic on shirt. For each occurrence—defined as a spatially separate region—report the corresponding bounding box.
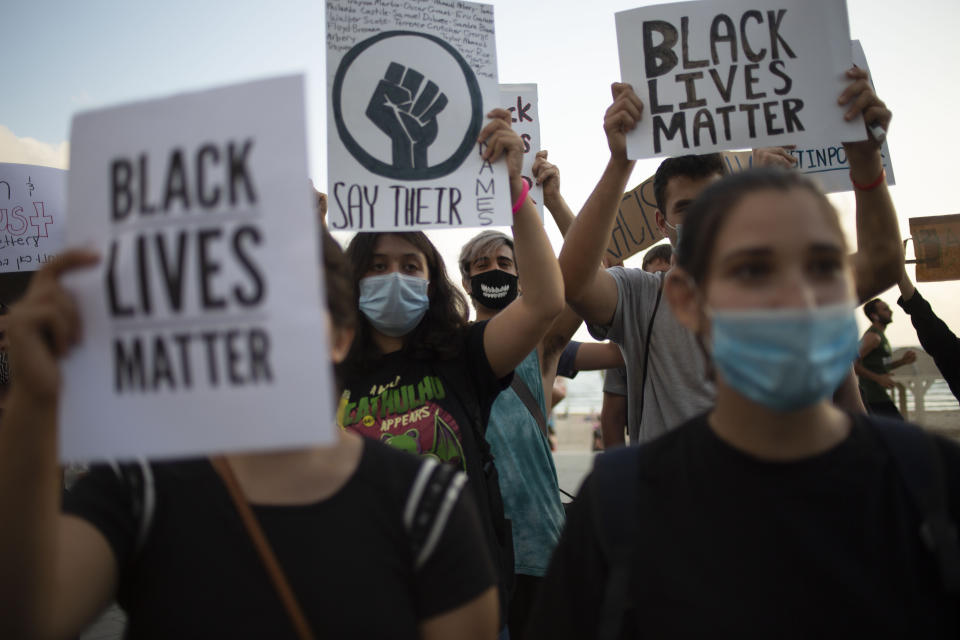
[379,409,464,465]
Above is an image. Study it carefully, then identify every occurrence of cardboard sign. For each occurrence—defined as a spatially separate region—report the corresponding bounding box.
[60,75,334,462]
[910,214,960,282]
[500,84,543,218]
[615,0,863,159]
[0,163,65,273]
[609,120,895,263]
[326,0,511,231]
[605,175,663,264]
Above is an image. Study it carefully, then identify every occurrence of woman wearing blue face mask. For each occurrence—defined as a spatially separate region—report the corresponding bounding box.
[528,169,960,639]
[339,109,565,630]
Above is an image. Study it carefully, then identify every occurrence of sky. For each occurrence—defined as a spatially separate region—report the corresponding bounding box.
[3,0,959,349]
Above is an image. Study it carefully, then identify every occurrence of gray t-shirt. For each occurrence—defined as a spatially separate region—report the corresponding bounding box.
[589,267,714,444]
[602,367,627,396]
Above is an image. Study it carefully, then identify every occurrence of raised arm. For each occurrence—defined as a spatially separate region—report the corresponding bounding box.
[532,151,626,404]
[481,110,565,379]
[838,67,902,302]
[534,150,575,236]
[558,83,642,326]
[532,151,592,376]
[0,250,117,639]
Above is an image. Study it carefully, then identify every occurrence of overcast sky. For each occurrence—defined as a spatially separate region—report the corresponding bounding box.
[3,0,959,348]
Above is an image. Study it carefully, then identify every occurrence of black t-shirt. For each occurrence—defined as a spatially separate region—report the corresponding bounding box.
[340,321,512,586]
[62,439,495,639]
[529,414,960,639]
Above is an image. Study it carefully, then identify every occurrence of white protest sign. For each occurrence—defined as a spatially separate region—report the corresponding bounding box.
[616,0,864,159]
[60,75,334,462]
[326,0,511,231]
[721,42,896,194]
[500,84,543,218]
[796,40,895,192]
[0,163,65,273]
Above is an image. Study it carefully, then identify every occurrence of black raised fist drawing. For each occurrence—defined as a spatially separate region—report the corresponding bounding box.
[366,62,448,171]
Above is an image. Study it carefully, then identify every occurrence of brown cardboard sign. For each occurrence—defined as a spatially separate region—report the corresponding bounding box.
[605,175,661,264]
[910,214,960,282]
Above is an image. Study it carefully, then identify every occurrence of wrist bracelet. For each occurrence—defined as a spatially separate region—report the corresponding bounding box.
[850,167,886,191]
[512,179,531,214]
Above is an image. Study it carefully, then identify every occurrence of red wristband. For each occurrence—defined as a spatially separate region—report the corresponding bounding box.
[850,167,886,191]
[511,179,531,214]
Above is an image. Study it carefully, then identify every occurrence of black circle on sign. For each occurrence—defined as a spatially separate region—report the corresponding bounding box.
[332,30,484,181]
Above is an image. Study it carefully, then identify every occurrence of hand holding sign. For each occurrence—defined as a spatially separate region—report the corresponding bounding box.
[752,146,798,169]
[604,83,644,163]
[6,249,99,403]
[532,150,561,206]
[366,62,449,171]
[839,66,891,166]
[479,109,525,192]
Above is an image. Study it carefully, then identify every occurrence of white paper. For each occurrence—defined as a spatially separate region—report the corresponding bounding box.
[0,164,65,273]
[60,75,334,463]
[500,84,543,218]
[326,0,511,231]
[616,0,864,159]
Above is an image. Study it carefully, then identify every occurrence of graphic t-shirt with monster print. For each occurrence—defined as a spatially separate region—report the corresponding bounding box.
[339,322,511,568]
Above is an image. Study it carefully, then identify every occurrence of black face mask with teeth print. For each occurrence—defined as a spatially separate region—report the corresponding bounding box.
[470,269,518,311]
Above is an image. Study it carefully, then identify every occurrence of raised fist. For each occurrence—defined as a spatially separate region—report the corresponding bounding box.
[366,63,448,171]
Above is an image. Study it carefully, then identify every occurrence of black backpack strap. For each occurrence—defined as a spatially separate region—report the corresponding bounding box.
[871,417,960,595]
[591,445,643,640]
[403,457,467,569]
[510,375,548,440]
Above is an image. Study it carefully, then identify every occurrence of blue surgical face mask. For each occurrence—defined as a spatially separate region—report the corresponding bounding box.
[358,272,430,337]
[709,303,860,412]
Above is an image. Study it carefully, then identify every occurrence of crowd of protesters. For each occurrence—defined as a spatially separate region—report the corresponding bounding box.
[1,31,959,640]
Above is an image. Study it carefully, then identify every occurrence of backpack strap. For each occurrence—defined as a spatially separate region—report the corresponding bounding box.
[510,375,548,440]
[404,457,468,569]
[591,445,643,640]
[870,417,960,595]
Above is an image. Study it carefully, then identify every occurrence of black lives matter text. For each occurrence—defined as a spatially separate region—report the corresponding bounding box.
[643,9,804,153]
[107,139,273,394]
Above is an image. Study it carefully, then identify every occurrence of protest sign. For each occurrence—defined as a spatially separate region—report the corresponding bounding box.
[615,0,863,159]
[60,75,334,462]
[910,214,960,282]
[721,41,896,193]
[500,84,543,218]
[0,163,65,273]
[605,175,662,264]
[326,0,510,231]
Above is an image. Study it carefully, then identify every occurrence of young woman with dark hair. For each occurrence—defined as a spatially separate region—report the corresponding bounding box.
[339,110,565,628]
[0,229,499,639]
[529,167,960,638]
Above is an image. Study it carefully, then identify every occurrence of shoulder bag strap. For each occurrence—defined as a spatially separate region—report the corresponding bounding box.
[209,456,316,640]
[636,279,664,429]
[510,374,548,439]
